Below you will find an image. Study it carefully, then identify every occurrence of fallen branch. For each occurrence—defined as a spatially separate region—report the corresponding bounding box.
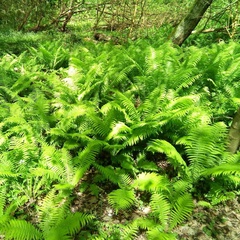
[192,24,240,35]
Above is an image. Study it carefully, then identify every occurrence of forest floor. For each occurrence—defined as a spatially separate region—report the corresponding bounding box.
[69,169,240,239]
[175,198,240,240]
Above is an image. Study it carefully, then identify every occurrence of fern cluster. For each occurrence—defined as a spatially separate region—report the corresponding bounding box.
[0,39,240,239]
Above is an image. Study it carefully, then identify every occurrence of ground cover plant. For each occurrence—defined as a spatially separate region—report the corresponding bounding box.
[0,36,240,239]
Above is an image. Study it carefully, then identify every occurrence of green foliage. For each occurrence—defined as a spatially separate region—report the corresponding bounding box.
[108,189,136,212]
[29,41,70,70]
[2,220,42,240]
[133,172,170,192]
[150,193,171,227]
[0,0,79,32]
[147,140,188,176]
[0,36,240,239]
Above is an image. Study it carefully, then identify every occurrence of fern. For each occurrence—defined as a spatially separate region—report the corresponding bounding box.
[108,189,136,212]
[209,190,236,206]
[150,193,171,228]
[105,121,131,141]
[0,190,5,218]
[147,139,188,176]
[202,163,240,177]
[76,140,104,166]
[38,191,68,230]
[43,212,94,240]
[0,192,94,240]
[120,222,139,240]
[147,227,176,240]
[126,121,160,147]
[29,41,69,70]
[114,91,140,122]
[2,220,42,240]
[133,217,156,230]
[185,122,227,181]
[133,172,170,193]
[169,193,194,230]
[93,164,132,187]
[2,33,240,240]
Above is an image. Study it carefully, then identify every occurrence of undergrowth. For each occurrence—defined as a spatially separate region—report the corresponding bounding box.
[0,38,240,239]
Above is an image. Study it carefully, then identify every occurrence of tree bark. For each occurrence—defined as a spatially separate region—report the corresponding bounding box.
[228,107,240,153]
[170,0,214,46]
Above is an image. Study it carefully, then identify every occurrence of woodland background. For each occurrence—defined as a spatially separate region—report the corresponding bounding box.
[0,0,240,239]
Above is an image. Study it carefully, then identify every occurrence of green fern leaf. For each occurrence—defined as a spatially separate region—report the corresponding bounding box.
[150,193,171,227]
[0,190,5,217]
[133,172,170,192]
[76,140,104,167]
[115,91,140,122]
[185,122,227,181]
[31,167,59,180]
[126,121,160,146]
[202,163,240,177]
[147,140,188,175]
[44,212,94,240]
[2,220,42,240]
[133,217,157,230]
[211,191,236,205]
[172,179,192,195]
[121,222,138,240]
[101,102,132,124]
[38,190,69,231]
[169,193,193,229]
[105,122,131,141]
[147,227,176,240]
[108,189,135,212]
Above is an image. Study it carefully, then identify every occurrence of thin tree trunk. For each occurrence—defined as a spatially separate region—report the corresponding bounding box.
[169,0,214,46]
[228,107,240,153]
[61,0,76,31]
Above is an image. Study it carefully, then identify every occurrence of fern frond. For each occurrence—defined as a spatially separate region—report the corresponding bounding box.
[169,193,193,230]
[101,101,132,124]
[105,122,131,141]
[76,140,104,167]
[10,75,32,95]
[202,163,240,177]
[2,220,42,240]
[147,227,176,240]
[89,115,111,138]
[147,140,188,175]
[126,121,160,146]
[150,193,171,228]
[30,41,69,70]
[118,173,133,189]
[108,189,135,212]
[211,191,236,205]
[0,155,19,178]
[0,190,5,217]
[167,95,200,110]
[172,179,192,195]
[0,86,18,102]
[186,122,227,181]
[137,87,164,116]
[31,167,59,180]
[38,190,69,232]
[43,212,94,240]
[133,172,170,193]
[93,164,119,184]
[133,217,156,230]
[113,91,140,121]
[120,222,138,240]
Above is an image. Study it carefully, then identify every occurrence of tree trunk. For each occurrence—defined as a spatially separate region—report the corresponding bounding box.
[228,107,240,153]
[170,0,213,46]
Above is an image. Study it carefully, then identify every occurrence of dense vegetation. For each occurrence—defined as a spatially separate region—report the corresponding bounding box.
[0,36,239,239]
[0,0,240,239]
